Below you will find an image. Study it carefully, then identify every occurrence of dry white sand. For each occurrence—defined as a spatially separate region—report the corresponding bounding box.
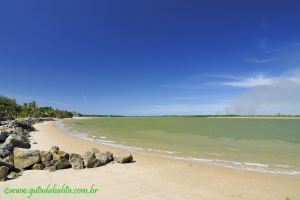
[0,121,299,200]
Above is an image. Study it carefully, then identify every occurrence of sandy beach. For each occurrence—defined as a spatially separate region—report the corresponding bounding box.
[0,121,299,200]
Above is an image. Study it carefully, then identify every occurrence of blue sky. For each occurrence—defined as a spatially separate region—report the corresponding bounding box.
[1,0,300,115]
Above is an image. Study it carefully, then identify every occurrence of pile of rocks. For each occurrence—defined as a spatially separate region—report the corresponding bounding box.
[0,119,134,181]
[0,146,133,181]
[0,119,33,158]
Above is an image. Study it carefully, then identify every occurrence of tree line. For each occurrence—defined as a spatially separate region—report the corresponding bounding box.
[0,95,75,120]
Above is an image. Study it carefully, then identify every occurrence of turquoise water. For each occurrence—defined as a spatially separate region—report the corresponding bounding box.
[61,117,300,175]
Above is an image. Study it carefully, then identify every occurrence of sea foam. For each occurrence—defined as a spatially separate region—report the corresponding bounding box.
[55,120,300,176]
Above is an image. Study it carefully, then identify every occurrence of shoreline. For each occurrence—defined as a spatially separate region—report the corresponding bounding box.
[59,118,300,177]
[207,117,300,119]
[0,121,299,200]
[75,116,300,119]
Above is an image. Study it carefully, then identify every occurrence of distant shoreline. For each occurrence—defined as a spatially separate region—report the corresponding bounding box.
[75,115,300,119]
[207,116,300,119]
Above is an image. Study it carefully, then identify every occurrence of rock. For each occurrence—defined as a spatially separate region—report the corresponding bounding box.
[82,151,101,168]
[0,132,7,143]
[91,148,100,153]
[3,155,14,166]
[0,147,12,158]
[32,163,45,170]
[0,166,9,181]
[40,151,53,167]
[14,120,34,131]
[54,157,71,169]
[49,146,59,153]
[1,134,31,151]
[52,151,69,161]
[14,127,28,135]
[51,150,70,169]
[82,151,115,167]
[0,126,14,135]
[104,151,114,161]
[95,151,113,165]
[69,153,84,169]
[44,165,56,172]
[0,158,14,170]
[0,121,9,126]
[114,153,133,163]
[83,151,93,157]
[7,171,20,179]
[13,148,41,169]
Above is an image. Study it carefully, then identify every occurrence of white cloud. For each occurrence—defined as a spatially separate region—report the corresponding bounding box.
[222,74,273,88]
[161,68,300,115]
[221,70,300,89]
[225,68,300,115]
[140,67,300,115]
[244,57,275,64]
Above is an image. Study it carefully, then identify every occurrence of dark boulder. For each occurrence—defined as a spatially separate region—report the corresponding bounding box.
[82,151,102,168]
[52,150,69,161]
[69,153,84,169]
[95,151,114,165]
[1,134,31,150]
[0,166,9,181]
[54,157,71,170]
[114,153,133,163]
[0,158,14,170]
[14,120,35,131]
[40,151,53,167]
[0,132,7,143]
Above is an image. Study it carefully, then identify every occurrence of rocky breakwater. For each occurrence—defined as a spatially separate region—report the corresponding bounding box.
[0,118,134,181]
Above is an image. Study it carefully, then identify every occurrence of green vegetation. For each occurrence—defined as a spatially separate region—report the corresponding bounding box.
[0,95,74,120]
[0,95,18,120]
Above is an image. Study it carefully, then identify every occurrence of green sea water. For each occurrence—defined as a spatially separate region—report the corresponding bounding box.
[61,117,300,175]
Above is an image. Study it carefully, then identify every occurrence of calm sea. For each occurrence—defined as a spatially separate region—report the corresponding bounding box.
[59,117,300,176]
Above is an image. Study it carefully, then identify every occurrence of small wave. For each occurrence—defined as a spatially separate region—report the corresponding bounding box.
[243,167,300,175]
[95,139,115,143]
[203,152,222,156]
[169,157,300,175]
[147,148,175,154]
[74,132,89,137]
[55,120,300,176]
[272,164,291,168]
[164,151,175,154]
[244,162,269,168]
[186,157,214,163]
[227,148,238,152]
